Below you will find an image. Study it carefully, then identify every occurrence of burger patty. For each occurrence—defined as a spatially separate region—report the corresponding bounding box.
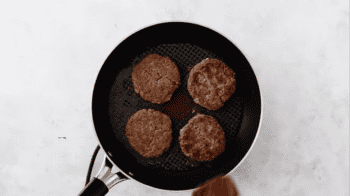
[179,114,225,161]
[132,54,180,104]
[125,109,173,158]
[187,58,236,110]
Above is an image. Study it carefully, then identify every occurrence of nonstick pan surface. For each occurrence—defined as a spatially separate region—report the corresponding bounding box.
[92,22,262,191]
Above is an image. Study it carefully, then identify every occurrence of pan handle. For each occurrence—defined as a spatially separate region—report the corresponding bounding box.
[78,155,129,196]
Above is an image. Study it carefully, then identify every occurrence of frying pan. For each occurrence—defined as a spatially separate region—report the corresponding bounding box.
[78,22,262,196]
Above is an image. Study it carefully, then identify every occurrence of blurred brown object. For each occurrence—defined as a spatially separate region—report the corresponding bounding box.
[192,175,239,196]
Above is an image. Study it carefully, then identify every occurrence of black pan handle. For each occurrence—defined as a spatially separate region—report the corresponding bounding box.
[78,156,129,196]
[78,178,108,196]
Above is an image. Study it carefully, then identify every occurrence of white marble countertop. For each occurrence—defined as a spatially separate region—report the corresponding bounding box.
[0,0,348,195]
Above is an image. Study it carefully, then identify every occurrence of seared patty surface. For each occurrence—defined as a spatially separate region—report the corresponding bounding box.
[126,109,173,158]
[132,54,180,104]
[187,58,236,110]
[179,114,225,161]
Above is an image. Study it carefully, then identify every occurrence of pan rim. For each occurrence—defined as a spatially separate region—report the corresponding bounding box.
[90,21,264,192]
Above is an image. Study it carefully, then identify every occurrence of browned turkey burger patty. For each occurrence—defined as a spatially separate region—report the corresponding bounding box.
[179,114,225,161]
[132,54,180,104]
[187,58,236,110]
[125,109,173,158]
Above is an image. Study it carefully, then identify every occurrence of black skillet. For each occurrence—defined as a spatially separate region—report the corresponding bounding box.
[78,22,262,196]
